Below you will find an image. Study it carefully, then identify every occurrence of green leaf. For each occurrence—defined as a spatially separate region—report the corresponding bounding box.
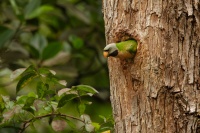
[38,68,52,75]
[78,103,85,115]
[21,65,37,76]
[0,28,15,48]
[42,42,63,60]
[45,90,55,96]
[9,0,20,15]
[16,72,38,93]
[44,105,52,112]
[25,0,41,19]
[27,5,54,19]
[72,85,98,95]
[22,107,35,114]
[26,44,40,59]
[69,35,84,49]
[28,92,38,98]
[57,94,77,108]
[45,73,58,85]
[36,81,49,98]
[65,119,76,129]
[99,115,107,122]
[0,95,5,113]
[16,95,28,104]
[98,127,112,132]
[23,97,35,107]
[38,67,55,75]
[92,122,100,131]
[22,97,36,114]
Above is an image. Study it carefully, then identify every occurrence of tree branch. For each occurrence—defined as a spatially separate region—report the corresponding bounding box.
[18,113,84,133]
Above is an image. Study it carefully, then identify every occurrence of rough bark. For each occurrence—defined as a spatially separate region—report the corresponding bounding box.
[103,0,200,133]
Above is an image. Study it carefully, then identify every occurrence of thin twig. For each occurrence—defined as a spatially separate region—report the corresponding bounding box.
[18,113,84,133]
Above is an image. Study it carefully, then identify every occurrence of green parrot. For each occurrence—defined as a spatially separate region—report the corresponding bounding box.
[103,40,137,59]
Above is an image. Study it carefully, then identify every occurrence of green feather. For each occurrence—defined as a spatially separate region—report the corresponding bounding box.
[116,40,137,54]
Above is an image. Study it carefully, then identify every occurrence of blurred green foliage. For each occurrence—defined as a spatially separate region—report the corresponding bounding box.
[0,0,112,132]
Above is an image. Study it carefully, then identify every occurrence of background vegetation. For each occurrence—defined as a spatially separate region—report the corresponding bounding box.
[0,0,112,132]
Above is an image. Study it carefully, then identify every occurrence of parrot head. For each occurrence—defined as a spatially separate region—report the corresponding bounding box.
[103,40,138,59]
[103,43,118,58]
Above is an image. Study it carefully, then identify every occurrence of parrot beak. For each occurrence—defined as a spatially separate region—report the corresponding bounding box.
[103,51,109,58]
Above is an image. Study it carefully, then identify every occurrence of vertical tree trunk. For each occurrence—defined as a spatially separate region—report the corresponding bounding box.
[103,0,200,132]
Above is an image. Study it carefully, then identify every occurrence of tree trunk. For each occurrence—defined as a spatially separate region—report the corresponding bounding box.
[103,0,200,133]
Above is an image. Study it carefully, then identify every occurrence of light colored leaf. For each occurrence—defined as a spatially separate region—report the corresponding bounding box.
[49,70,56,75]
[33,100,45,111]
[78,103,85,115]
[85,101,92,105]
[3,110,14,121]
[51,119,66,131]
[5,101,15,109]
[58,88,77,96]
[81,114,94,132]
[58,88,70,96]
[87,93,93,96]
[2,96,10,103]
[10,68,26,80]
[81,114,92,123]
[85,123,94,132]
[3,106,22,121]
[58,80,67,86]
